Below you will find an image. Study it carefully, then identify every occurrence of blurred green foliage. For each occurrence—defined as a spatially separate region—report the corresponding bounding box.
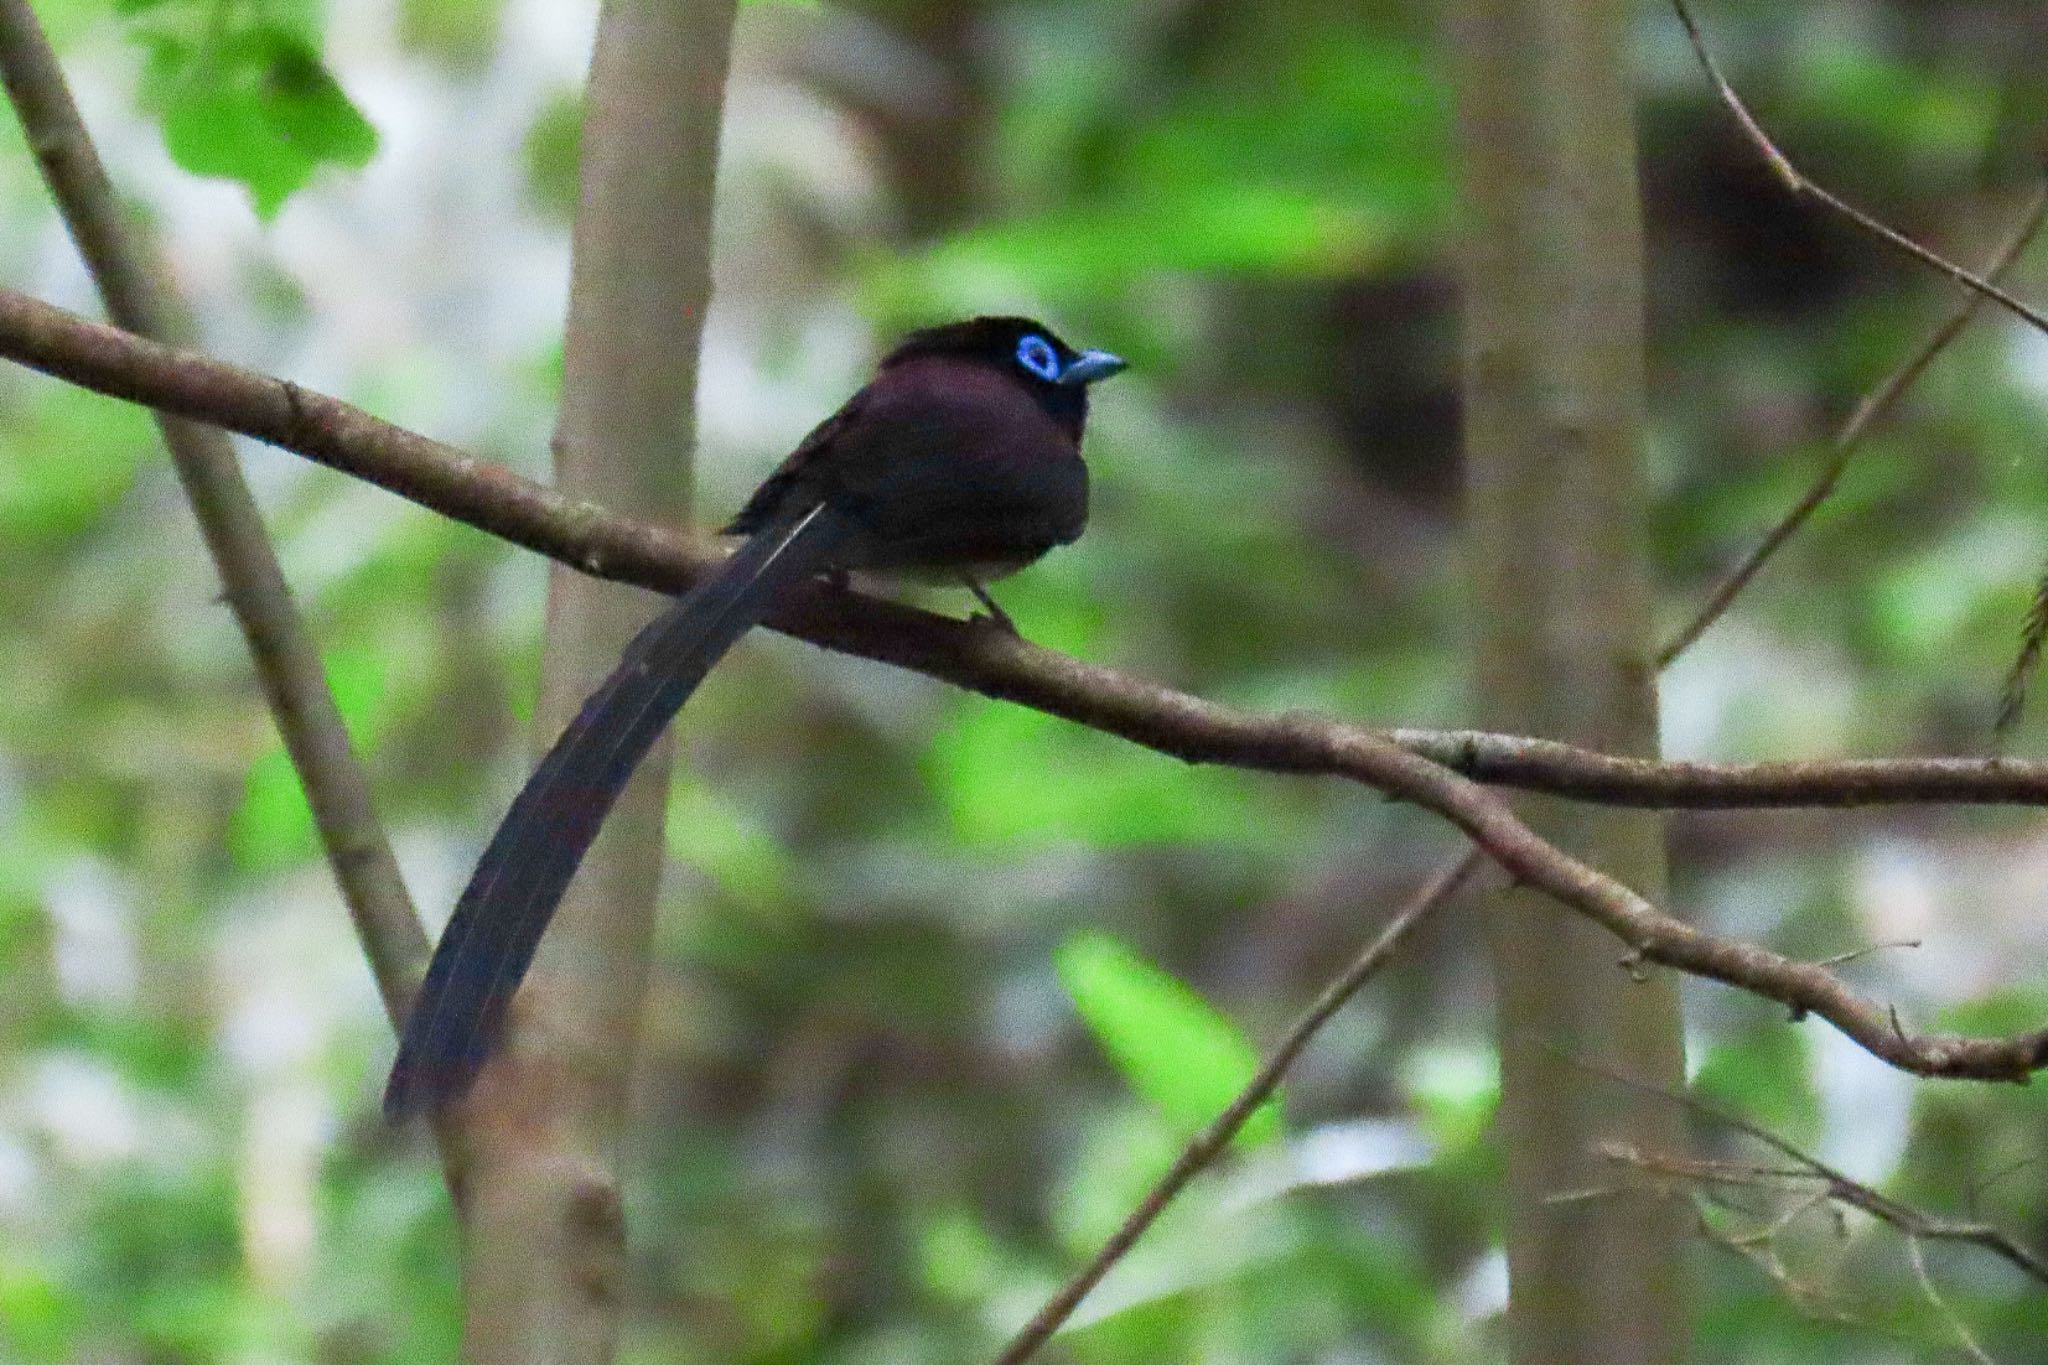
[0,0,2046,1361]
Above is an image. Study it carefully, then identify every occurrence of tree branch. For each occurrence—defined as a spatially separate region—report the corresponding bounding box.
[999,159,2047,1334]
[10,287,2048,815]
[1391,729,2048,808]
[2,286,2046,1083]
[1599,1072,2048,1289]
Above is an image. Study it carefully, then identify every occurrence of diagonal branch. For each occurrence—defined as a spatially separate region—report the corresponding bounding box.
[1,286,2046,1083]
[991,851,1480,1365]
[1670,0,2048,339]
[1659,182,2048,668]
[1021,159,2042,1330]
[0,6,431,1023]
[1598,1076,2041,1362]
[1391,729,2048,808]
[0,0,470,1193]
[1009,173,2048,1336]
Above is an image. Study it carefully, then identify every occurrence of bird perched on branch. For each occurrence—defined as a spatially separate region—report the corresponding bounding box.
[384,316,1126,1117]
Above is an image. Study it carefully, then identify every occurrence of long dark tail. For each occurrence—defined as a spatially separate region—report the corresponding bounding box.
[385,502,848,1117]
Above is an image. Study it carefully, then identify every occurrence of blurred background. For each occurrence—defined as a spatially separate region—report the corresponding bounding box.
[1,0,2046,1359]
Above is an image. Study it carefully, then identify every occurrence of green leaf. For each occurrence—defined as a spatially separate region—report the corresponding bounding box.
[1057,931,1280,1147]
[913,1207,1009,1305]
[1795,46,1997,165]
[0,1258,82,1363]
[520,89,583,222]
[398,0,505,69]
[1400,1044,1497,1150]
[663,778,797,907]
[160,84,314,218]
[926,685,1282,848]
[258,39,378,168]
[143,24,377,217]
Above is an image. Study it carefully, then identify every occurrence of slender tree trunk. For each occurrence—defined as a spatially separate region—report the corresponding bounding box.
[1450,0,1690,1359]
[458,1,737,1359]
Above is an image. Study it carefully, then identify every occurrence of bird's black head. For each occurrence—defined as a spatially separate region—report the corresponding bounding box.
[883,316,1126,436]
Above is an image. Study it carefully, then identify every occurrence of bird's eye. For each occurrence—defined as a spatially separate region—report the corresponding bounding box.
[1015,334,1062,382]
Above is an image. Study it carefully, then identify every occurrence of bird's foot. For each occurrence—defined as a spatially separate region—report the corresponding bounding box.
[963,578,1020,636]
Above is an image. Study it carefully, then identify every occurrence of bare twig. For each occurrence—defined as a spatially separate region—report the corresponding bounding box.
[1670,0,2048,338]
[1689,1194,1862,1325]
[1967,1154,2040,1211]
[1597,1067,2048,1287]
[991,852,1480,1365]
[1811,938,1920,970]
[1908,1237,2000,1365]
[1659,183,2048,668]
[1613,1135,2016,1361]
[2,288,2047,1086]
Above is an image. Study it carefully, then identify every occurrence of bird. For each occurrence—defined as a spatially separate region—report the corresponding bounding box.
[384,316,1126,1117]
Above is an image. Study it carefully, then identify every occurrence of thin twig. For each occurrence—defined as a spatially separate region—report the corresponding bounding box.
[1659,182,2048,668]
[1392,728,2048,809]
[1967,1154,2040,1211]
[1593,1064,2048,1287]
[1690,1194,1862,1326]
[990,851,1481,1364]
[1670,0,2048,338]
[1812,938,1920,970]
[1908,1237,1999,1365]
[3,288,2047,1085]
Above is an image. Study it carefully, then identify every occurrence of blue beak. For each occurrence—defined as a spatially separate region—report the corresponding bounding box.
[1058,348,1128,386]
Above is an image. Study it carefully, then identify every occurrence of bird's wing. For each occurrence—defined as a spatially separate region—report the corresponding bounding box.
[721,388,869,537]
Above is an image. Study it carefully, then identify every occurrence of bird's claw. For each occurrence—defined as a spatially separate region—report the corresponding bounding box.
[963,578,1020,636]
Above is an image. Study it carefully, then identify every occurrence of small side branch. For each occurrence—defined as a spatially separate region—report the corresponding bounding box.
[1390,728,2048,808]
[1600,1072,2048,1288]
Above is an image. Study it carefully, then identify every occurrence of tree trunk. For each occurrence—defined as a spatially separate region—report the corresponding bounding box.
[457,1,737,1359]
[1450,0,1691,1359]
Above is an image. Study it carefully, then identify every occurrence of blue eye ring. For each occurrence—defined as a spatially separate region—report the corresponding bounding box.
[1015,334,1062,382]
